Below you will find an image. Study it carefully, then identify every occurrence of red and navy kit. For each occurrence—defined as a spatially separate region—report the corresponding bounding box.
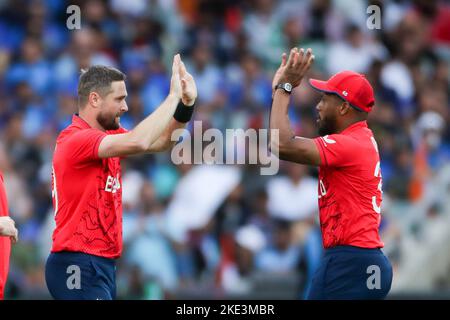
[0,172,11,299]
[313,120,384,249]
[51,115,126,259]
[306,71,392,299]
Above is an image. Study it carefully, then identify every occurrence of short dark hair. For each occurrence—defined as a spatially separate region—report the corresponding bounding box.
[77,65,126,107]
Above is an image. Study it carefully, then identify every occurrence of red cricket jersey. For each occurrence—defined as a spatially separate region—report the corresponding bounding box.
[51,115,126,259]
[313,121,384,249]
[0,171,11,299]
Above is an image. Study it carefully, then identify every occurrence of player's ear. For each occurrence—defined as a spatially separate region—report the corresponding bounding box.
[339,102,351,115]
[88,92,101,108]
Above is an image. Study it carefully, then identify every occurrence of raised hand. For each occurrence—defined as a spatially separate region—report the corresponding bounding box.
[169,54,183,99]
[278,47,315,88]
[179,58,197,106]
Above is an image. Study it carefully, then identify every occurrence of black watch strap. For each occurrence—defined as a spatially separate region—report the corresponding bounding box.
[275,83,292,94]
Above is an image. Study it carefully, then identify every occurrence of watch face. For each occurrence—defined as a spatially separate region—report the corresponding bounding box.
[284,83,292,92]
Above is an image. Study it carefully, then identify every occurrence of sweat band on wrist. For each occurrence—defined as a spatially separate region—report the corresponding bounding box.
[173,101,195,123]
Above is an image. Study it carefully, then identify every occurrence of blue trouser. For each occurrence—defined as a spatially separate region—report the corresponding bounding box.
[306,246,393,300]
[45,251,116,300]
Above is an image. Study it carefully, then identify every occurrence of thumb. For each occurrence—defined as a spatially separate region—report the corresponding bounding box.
[181,78,187,90]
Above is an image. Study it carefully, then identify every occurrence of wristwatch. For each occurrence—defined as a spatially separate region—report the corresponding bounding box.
[275,83,293,94]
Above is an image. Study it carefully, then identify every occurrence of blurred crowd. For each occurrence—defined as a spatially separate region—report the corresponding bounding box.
[0,0,449,299]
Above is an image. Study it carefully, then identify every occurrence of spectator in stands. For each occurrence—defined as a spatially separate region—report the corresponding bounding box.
[219,224,266,295]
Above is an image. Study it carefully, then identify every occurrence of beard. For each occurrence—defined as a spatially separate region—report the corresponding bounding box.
[317,114,338,136]
[97,110,120,130]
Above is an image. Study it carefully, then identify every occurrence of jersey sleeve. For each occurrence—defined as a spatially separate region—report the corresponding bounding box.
[66,129,108,163]
[313,134,357,168]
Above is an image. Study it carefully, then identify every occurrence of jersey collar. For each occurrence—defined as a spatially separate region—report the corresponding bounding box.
[72,114,94,129]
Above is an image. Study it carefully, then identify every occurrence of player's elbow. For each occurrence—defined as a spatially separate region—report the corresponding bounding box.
[137,141,151,153]
[98,133,147,158]
[149,141,172,153]
[277,148,295,161]
[161,140,177,152]
[269,138,280,157]
[128,132,151,153]
[272,138,314,163]
[145,134,175,153]
[270,137,291,159]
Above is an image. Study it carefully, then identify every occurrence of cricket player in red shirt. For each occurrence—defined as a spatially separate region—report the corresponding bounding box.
[270,48,393,299]
[0,171,19,299]
[45,54,197,299]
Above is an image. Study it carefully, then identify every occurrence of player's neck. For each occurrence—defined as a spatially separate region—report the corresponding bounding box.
[78,110,106,132]
[337,118,365,133]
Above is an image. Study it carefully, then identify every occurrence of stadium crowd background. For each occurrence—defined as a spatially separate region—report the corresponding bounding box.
[0,0,449,299]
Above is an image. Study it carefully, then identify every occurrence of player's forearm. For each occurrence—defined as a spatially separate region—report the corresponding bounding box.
[129,93,180,151]
[270,90,297,155]
[146,118,187,152]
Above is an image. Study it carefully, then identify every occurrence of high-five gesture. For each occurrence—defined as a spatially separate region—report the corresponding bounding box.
[169,54,197,107]
[276,47,314,88]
